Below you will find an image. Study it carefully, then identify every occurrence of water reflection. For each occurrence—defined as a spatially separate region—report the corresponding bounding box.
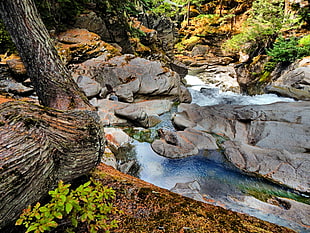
[130,141,275,198]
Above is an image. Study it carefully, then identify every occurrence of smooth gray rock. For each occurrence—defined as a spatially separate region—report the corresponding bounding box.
[0,78,33,95]
[170,180,206,203]
[94,99,172,127]
[151,128,218,158]
[234,195,310,232]
[174,102,310,153]
[268,57,310,100]
[172,101,310,192]
[223,141,310,193]
[70,54,192,103]
[115,105,149,128]
[76,75,101,98]
[266,85,310,101]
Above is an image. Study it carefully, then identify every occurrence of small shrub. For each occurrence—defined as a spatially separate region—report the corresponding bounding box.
[266,36,310,63]
[16,179,119,233]
[0,20,16,54]
[263,61,277,72]
[266,37,299,63]
[222,0,299,54]
[298,34,310,46]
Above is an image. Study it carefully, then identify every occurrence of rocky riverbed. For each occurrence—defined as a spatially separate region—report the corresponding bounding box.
[1,26,309,232]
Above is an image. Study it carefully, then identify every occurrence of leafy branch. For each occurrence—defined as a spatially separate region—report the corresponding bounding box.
[16,179,119,233]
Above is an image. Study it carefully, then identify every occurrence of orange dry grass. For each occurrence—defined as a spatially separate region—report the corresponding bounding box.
[0,96,14,104]
[0,95,33,104]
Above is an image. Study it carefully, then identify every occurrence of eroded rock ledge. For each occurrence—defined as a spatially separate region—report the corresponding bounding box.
[154,101,310,193]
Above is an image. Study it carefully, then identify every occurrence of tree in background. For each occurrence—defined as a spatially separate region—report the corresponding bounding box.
[222,0,298,56]
[0,0,92,110]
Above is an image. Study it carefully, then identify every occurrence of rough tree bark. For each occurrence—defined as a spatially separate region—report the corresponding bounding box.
[0,101,104,229]
[0,0,104,229]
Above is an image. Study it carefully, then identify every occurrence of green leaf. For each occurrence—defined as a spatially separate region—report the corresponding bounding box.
[27,224,38,232]
[80,196,88,202]
[83,181,91,187]
[80,213,87,222]
[39,206,49,212]
[34,212,41,220]
[65,203,73,214]
[60,194,66,203]
[90,225,97,233]
[54,212,63,219]
[71,217,78,227]
[38,225,46,232]
[47,221,58,228]
[15,218,23,226]
[86,212,95,221]
[34,202,40,209]
[48,190,55,195]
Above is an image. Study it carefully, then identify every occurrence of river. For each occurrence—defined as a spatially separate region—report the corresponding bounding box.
[119,75,309,233]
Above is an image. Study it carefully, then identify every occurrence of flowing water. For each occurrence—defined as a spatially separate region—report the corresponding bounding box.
[119,75,309,232]
[185,75,296,106]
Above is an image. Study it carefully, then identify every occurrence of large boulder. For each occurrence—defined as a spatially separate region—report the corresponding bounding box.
[223,141,310,193]
[91,99,173,127]
[3,56,27,79]
[75,75,102,98]
[106,55,190,103]
[266,57,310,100]
[235,55,269,95]
[172,101,310,192]
[173,102,310,152]
[196,65,240,93]
[0,55,33,96]
[74,11,111,42]
[233,195,310,231]
[56,28,121,64]
[0,76,33,96]
[137,13,178,62]
[151,128,218,158]
[71,54,192,103]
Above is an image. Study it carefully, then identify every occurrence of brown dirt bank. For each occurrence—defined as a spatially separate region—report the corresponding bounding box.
[92,164,296,233]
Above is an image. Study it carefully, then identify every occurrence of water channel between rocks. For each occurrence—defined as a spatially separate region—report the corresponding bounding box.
[117,75,309,233]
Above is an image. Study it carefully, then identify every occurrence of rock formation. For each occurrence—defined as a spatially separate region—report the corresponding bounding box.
[169,101,310,193]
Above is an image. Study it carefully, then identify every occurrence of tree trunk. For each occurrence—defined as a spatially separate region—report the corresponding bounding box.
[186,1,190,26]
[0,0,91,110]
[0,0,105,229]
[0,101,104,229]
[219,0,223,16]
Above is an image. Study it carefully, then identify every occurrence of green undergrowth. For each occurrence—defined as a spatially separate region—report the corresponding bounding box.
[258,70,271,83]
[0,20,16,54]
[264,34,310,72]
[16,179,119,233]
[123,127,159,143]
[211,133,229,145]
